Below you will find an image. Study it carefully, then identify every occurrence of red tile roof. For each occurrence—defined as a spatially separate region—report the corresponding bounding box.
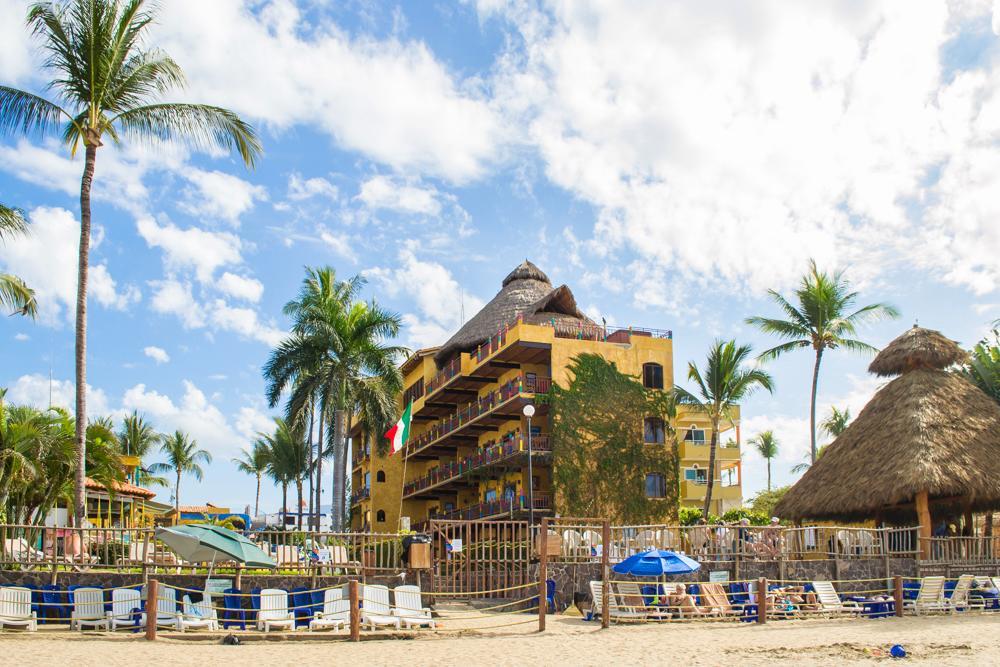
[84,477,157,499]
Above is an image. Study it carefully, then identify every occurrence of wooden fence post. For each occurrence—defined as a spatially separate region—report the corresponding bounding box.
[756,577,767,624]
[893,575,904,617]
[538,518,548,632]
[601,520,610,629]
[349,580,361,641]
[145,578,158,641]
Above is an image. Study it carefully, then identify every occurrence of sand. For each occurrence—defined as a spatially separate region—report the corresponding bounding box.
[1,613,997,666]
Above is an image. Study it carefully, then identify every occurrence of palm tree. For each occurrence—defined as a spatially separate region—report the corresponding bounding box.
[748,430,779,491]
[1,0,261,525]
[261,419,309,528]
[746,260,899,465]
[232,439,269,518]
[149,431,211,513]
[117,411,166,488]
[791,406,851,474]
[264,268,406,530]
[958,328,1000,404]
[675,340,774,517]
[0,203,36,317]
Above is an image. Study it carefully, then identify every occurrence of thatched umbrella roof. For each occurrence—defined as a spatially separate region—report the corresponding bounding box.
[434,260,593,365]
[868,325,968,377]
[776,327,1000,523]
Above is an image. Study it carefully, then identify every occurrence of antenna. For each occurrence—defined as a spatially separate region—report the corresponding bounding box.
[460,288,465,326]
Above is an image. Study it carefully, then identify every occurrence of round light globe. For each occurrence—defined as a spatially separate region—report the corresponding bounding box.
[522,404,536,418]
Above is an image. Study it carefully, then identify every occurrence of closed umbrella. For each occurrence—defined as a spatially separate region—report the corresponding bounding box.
[155,524,275,581]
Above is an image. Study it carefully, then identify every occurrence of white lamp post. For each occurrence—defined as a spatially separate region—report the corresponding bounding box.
[522,404,536,525]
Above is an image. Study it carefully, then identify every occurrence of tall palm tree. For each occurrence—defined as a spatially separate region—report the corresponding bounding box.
[746,260,898,465]
[675,340,774,517]
[748,430,779,491]
[116,411,165,487]
[791,406,851,474]
[0,203,37,317]
[261,419,309,528]
[264,268,406,530]
[0,0,261,525]
[232,439,269,518]
[149,431,211,513]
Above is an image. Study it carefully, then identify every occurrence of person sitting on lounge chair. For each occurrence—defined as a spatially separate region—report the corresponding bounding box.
[666,584,708,617]
[767,586,818,611]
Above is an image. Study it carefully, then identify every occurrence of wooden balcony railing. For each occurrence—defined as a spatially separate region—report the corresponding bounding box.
[430,494,553,521]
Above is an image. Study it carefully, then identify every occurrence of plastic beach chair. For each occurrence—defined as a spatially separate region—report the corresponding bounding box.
[0,586,38,631]
[362,584,400,630]
[222,588,247,630]
[256,589,295,632]
[71,587,109,631]
[904,576,949,615]
[179,593,219,631]
[40,584,69,624]
[392,585,435,629]
[108,588,142,632]
[141,584,179,629]
[309,587,349,631]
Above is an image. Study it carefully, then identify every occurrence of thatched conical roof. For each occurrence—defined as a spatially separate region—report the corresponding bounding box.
[434,260,593,364]
[775,357,1000,523]
[868,325,968,377]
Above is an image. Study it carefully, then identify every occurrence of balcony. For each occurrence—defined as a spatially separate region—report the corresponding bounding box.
[405,374,551,459]
[350,486,370,506]
[681,480,742,501]
[679,440,740,461]
[430,493,553,521]
[403,433,552,499]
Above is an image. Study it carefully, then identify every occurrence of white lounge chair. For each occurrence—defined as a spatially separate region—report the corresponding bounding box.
[589,580,646,622]
[71,587,110,631]
[948,574,975,613]
[257,589,296,632]
[116,541,152,566]
[811,581,862,615]
[904,576,949,615]
[108,588,142,631]
[392,585,435,629]
[275,546,300,568]
[309,587,349,631]
[362,584,400,630]
[179,594,219,631]
[0,586,37,631]
[3,538,45,570]
[141,584,179,629]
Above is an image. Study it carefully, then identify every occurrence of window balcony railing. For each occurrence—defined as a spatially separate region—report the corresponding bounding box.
[430,493,553,521]
[350,487,370,506]
[426,357,462,396]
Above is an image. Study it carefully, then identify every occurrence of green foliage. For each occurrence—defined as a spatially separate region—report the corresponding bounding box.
[149,430,211,510]
[748,485,791,517]
[957,328,1000,404]
[679,506,719,526]
[551,354,679,524]
[0,203,36,318]
[721,507,770,525]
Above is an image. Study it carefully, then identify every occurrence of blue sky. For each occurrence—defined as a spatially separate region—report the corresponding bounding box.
[1,0,999,514]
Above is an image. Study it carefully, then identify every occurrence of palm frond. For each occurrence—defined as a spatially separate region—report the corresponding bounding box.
[0,85,72,138]
[0,273,38,318]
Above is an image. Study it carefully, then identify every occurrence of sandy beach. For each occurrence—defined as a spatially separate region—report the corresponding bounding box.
[1,613,997,666]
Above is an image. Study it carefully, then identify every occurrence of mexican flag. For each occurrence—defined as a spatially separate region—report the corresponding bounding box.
[385,401,413,455]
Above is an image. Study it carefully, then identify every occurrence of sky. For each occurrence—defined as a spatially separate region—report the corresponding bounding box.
[2,0,999,515]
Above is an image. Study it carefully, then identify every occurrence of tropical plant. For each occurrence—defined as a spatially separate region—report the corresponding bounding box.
[1,0,261,524]
[232,439,269,518]
[957,328,1000,404]
[264,267,406,529]
[194,512,243,531]
[748,430,779,491]
[149,431,211,513]
[746,260,898,465]
[0,203,37,317]
[748,485,790,517]
[675,340,775,517]
[261,418,310,529]
[791,406,851,474]
[116,410,166,487]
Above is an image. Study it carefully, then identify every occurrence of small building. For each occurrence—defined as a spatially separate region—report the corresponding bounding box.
[169,503,251,531]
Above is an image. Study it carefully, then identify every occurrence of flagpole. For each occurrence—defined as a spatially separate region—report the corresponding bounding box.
[398,445,409,532]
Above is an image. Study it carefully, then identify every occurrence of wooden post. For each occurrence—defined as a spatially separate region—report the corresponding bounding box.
[234,562,243,591]
[756,577,767,624]
[916,491,932,560]
[601,520,610,629]
[349,580,360,641]
[893,575,904,617]
[145,578,158,641]
[538,518,548,632]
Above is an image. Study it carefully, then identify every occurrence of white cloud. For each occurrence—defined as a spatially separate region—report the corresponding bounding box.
[234,405,274,442]
[319,230,353,258]
[136,217,244,283]
[0,207,138,324]
[149,279,205,328]
[14,333,29,342]
[180,168,267,225]
[217,272,264,303]
[121,381,243,455]
[143,346,171,364]
[5,373,111,416]
[207,299,286,347]
[356,175,442,215]
[288,173,339,201]
[0,1,34,84]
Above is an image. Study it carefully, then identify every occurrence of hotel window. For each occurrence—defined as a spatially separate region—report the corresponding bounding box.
[721,466,739,487]
[376,510,386,523]
[364,472,371,489]
[644,417,665,444]
[645,473,667,498]
[684,427,706,444]
[684,468,708,484]
[402,378,425,407]
[376,470,386,483]
[642,363,664,389]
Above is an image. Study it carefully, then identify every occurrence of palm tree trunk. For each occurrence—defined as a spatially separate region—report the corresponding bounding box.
[767,458,772,491]
[809,348,824,464]
[315,413,324,529]
[73,144,97,526]
[175,472,181,513]
[702,420,719,518]
[307,402,315,530]
[296,479,304,530]
[332,408,346,531]
[254,474,261,518]
[282,482,288,522]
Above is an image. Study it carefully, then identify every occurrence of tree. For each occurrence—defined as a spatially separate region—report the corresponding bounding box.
[791,406,851,474]
[0,203,37,317]
[748,485,790,517]
[748,430,779,491]
[261,419,309,529]
[264,268,405,530]
[232,439,269,518]
[150,431,211,513]
[550,354,680,524]
[957,328,1000,404]
[675,340,774,517]
[1,0,261,525]
[746,260,898,465]
[116,410,165,487]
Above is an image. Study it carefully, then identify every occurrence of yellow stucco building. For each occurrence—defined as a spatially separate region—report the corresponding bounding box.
[350,261,742,530]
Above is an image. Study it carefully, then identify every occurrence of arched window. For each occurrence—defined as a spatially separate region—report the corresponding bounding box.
[684,426,706,444]
[645,473,666,498]
[644,417,665,444]
[642,363,664,389]
[376,509,386,523]
[376,470,386,483]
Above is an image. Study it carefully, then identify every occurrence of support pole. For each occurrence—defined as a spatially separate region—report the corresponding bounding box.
[893,575,903,617]
[349,580,360,641]
[915,491,932,560]
[601,520,610,629]
[756,577,767,624]
[145,578,158,641]
[538,517,548,632]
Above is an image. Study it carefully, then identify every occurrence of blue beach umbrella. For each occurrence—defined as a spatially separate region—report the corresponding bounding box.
[613,549,701,577]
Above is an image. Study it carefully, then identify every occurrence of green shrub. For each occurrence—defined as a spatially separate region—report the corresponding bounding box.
[721,508,770,526]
